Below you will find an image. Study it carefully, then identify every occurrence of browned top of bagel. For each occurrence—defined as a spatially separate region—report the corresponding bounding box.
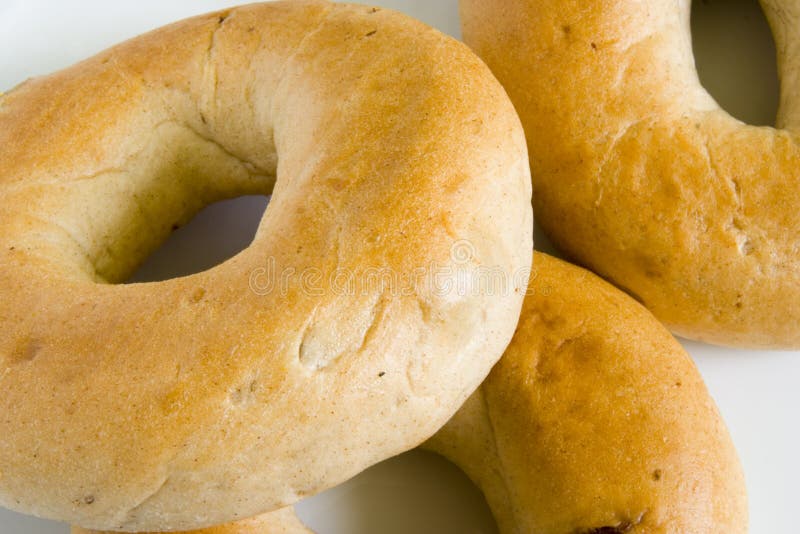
[428,252,746,532]
[0,1,532,530]
[461,0,800,348]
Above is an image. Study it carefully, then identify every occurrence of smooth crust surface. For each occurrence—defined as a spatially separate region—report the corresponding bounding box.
[0,2,532,531]
[131,253,746,534]
[461,0,800,348]
[428,253,746,532]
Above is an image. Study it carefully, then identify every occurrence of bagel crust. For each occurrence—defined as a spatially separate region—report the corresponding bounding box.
[428,253,746,533]
[71,507,314,534]
[0,2,532,530]
[116,253,746,533]
[71,507,310,534]
[461,0,800,348]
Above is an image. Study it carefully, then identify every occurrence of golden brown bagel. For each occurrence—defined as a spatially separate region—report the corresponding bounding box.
[461,0,800,348]
[0,2,532,531]
[427,253,746,532]
[106,253,746,534]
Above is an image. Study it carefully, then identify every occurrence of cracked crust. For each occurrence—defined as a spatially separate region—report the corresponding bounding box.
[0,1,532,530]
[461,0,800,348]
[125,253,746,534]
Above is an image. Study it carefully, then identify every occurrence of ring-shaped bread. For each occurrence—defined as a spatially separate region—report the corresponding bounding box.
[0,2,532,530]
[461,0,800,348]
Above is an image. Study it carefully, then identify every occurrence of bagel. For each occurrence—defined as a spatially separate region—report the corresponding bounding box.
[0,2,533,531]
[87,253,746,533]
[461,0,800,348]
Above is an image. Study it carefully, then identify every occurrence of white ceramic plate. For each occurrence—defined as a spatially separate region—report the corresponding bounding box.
[0,1,796,532]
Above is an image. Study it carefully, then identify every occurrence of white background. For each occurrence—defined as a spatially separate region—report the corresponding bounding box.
[0,0,797,532]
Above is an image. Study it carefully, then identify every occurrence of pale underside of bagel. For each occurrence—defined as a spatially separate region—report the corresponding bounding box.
[461,0,800,348]
[91,253,745,534]
[72,507,309,534]
[0,1,532,531]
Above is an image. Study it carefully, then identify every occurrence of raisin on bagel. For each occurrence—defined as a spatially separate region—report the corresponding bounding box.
[461,0,800,348]
[0,1,532,530]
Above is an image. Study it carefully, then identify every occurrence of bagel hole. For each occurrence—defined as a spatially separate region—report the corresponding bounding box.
[127,195,268,283]
[691,0,778,126]
[295,450,498,534]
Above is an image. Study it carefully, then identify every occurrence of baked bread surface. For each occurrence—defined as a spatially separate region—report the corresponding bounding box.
[0,1,532,530]
[112,253,746,533]
[461,0,800,348]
